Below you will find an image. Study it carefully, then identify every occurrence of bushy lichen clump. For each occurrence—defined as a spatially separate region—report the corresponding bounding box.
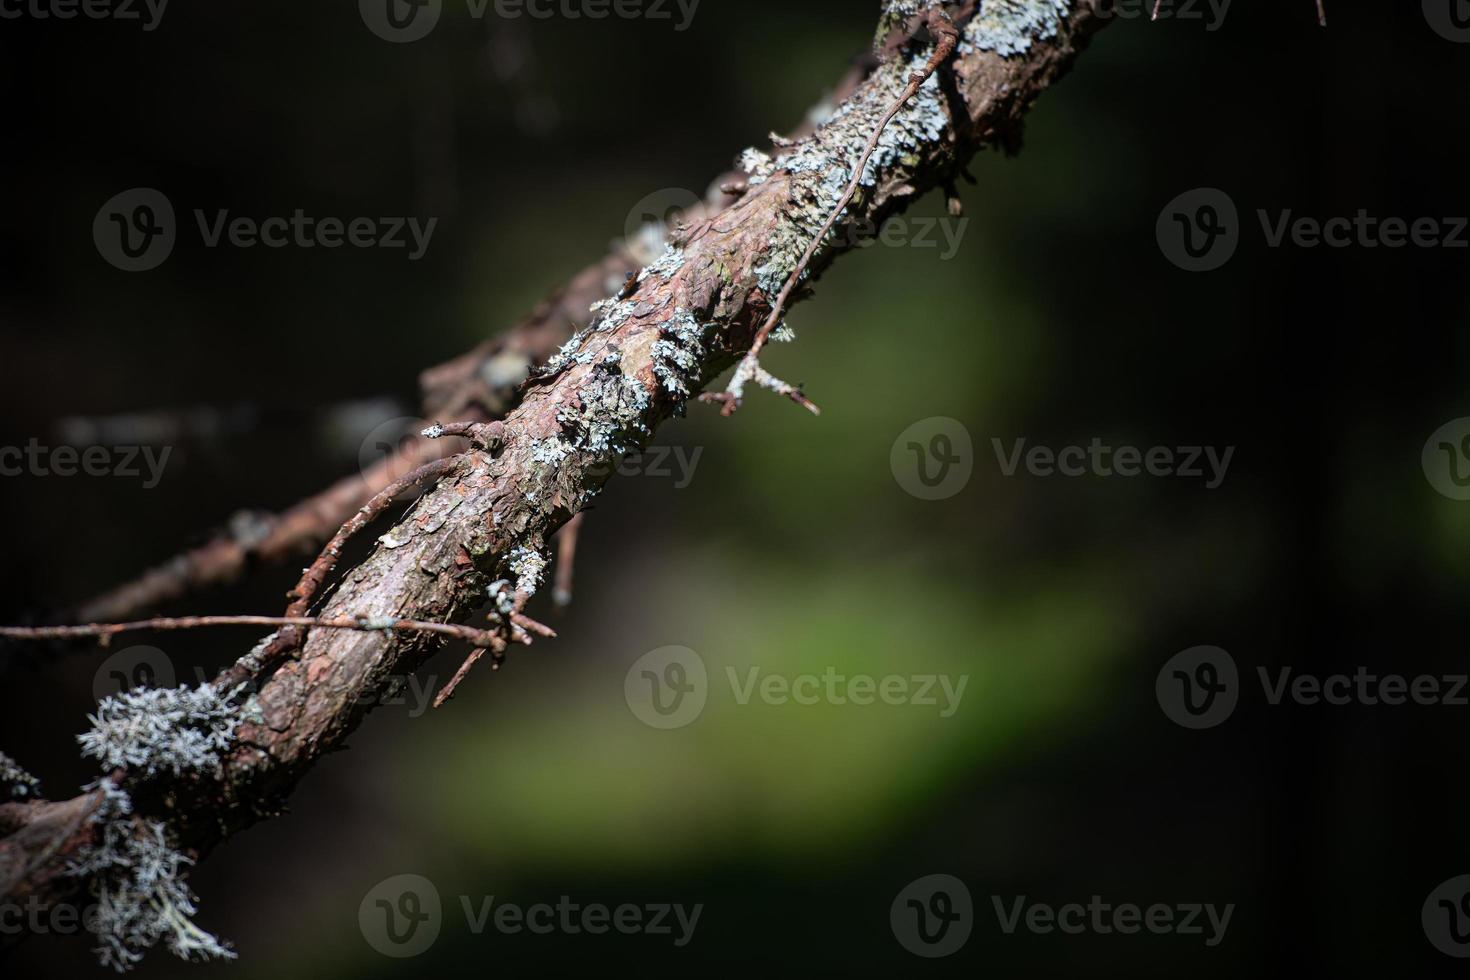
[68,781,235,975]
[65,683,260,970]
[70,779,236,971]
[78,682,259,778]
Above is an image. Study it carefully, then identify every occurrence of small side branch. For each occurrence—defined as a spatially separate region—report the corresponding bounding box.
[0,615,502,649]
[704,5,959,417]
[553,512,585,608]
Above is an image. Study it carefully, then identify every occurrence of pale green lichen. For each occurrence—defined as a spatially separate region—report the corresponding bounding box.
[70,779,235,971]
[751,52,950,298]
[639,244,686,282]
[651,308,713,397]
[507,547,548,596]
[77,683,258,779]
[961,0,1071,57]
[65,683,260,969]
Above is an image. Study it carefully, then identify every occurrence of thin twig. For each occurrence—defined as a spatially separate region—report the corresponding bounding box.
[285,456,460,620]
[552,512,585,607]
[433,590,553,707]
[422,420,506,448]
[230,456,466,680]
[0,615,500,649]
[705,6,959,417]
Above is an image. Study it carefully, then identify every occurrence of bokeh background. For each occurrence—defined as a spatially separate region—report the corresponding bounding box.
[3,0,1469,976]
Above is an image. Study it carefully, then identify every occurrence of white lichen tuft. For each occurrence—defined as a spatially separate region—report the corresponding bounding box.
[739,147,776,186]
[487,579,517,616]
[770,323,796,343]
[961,0,1071,57]
[70,779,235,971]
[507,547,548,597]
[77,683,257,779]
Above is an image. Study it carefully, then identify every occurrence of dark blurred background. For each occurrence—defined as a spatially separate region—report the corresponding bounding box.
[2,0,1469,976]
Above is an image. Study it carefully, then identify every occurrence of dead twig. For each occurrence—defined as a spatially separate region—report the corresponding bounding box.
[433,590,554,707]
[0,615,501,649]
[552,512,585,607]
[703,5,959,417]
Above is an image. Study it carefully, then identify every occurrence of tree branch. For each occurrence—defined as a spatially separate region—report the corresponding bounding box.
[2,0,1108,964]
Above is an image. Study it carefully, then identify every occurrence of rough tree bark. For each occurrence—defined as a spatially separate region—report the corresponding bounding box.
[0,0,1106,965]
